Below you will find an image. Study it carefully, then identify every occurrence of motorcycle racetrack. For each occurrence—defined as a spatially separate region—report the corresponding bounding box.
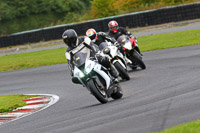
[0,21,200,133]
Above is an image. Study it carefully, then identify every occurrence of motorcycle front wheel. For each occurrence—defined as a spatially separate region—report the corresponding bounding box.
[130,51,146,70]
[114,61,130,80]
[87,79,108,104]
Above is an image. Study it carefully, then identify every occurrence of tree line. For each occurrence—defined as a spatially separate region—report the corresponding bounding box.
[0,0,198,36]
[0,0,90,36]
[90,0,199,18]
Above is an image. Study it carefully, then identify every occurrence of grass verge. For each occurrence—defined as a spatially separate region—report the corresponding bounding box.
[138,29,200,51]
[156,120,200,133]
[0,48,66,72]
[0,95,38,113]
[0,29,200,72]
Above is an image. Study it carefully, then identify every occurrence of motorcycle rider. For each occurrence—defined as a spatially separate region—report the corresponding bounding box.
[62,29,118,84]
[86,28,120,77]
[86,28,118,46]
[107,20,142,54]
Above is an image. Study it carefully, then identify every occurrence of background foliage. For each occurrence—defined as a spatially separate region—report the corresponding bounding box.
[90,0,199,18]
[0,0,199,36]
[0,0,90,36]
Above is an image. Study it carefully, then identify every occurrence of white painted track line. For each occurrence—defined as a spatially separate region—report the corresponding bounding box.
[0,94,59,126]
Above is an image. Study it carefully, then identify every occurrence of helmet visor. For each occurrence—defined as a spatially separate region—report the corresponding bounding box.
[110,26,118,31]
[64,37,77,47]
[89,34,96,40]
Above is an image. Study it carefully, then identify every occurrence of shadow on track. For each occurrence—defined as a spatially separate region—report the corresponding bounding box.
[128,68,144,73]
[72,97,125,111]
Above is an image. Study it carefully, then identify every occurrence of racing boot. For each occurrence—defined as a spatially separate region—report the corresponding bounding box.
[72,77,82,84]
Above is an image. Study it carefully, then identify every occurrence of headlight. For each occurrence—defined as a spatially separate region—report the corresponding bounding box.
[123,42,132,50]
[78,71,85,78]
[85,64,92,74]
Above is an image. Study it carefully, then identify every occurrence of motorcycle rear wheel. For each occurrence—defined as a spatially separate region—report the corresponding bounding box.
[87,79,108,104]
[114,62,130,80]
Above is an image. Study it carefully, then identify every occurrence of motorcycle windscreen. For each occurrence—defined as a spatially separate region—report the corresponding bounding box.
[99,42,108,51]
[72,52,87,68]
[117,35,127,45]
[72,43,92,67]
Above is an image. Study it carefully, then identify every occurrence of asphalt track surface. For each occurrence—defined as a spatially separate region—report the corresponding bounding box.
[0,22,200,133]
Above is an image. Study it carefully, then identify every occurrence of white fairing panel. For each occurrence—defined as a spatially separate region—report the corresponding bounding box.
[110,46,118,57]
[73,66,81,78]
[85,59,95,73]
[93,64,111,89]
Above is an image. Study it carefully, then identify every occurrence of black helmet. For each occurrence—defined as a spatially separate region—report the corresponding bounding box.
[62,29,78,48]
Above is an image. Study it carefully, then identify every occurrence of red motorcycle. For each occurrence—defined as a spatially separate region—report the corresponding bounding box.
[117,35,146,70]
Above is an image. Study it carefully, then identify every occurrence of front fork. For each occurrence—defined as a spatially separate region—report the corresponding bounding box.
[126,49,139,66]
[112,57,127,70]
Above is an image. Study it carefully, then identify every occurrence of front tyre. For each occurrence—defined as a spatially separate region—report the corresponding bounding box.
[111,83,123,99]
[87,79,108,104]
[130,51,146,69]
[114,61,130,80]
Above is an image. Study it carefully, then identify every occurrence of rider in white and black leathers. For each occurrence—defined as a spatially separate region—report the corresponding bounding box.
[62,29,118,84]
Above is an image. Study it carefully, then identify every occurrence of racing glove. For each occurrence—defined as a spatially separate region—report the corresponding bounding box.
[113,41,119,47]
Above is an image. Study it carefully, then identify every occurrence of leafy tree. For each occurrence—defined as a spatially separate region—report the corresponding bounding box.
[141,0,158,6]
[91,0,117,18]
[0,0,197,36]
[0,1,16,21]
[163,0,187,5]
[114,0,141,11]
[0,0,91,35]
[0,0,87,21]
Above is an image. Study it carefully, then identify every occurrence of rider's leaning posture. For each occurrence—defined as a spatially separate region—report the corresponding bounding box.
[62,29,118,84]
[86,28,118,46]
[107,20,142,54]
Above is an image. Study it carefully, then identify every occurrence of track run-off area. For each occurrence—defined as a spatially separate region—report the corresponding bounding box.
[0,21,200,133]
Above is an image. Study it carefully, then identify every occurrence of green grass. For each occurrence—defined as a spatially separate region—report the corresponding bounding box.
[156,120,200,133]
[0,48,66,72]
[0,29,200,72]
[138,29,200,52]
[0,95,38,113]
